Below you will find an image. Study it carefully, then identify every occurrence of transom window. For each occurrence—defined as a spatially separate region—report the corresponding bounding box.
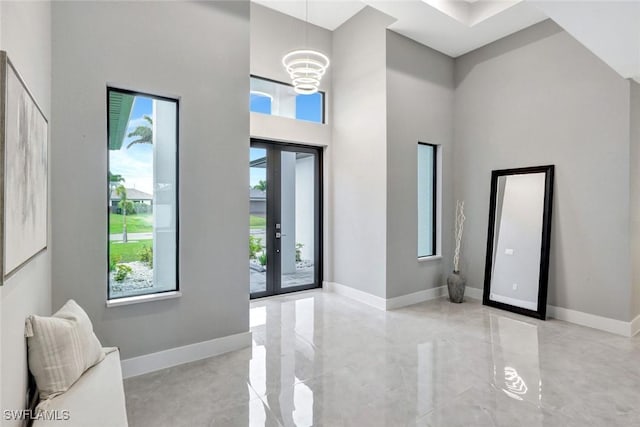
[250,76,325,124]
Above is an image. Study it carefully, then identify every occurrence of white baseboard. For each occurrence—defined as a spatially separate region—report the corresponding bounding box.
[324,281,640,337]
[464,286,483,300]
[121,331,252,378]
[323,281,387,310]
[324,281,446,311]
[546,305,635,337]
[385,286,446,310]
[465,287,637,337]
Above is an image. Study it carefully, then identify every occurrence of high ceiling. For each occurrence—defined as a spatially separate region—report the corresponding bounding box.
[253,0,640,83]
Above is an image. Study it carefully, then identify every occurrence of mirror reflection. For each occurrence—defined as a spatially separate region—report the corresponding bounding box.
[484,166,554,319]
[490,173,546,311]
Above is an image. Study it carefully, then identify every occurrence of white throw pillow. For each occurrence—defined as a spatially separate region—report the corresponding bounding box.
[25,300,105,400]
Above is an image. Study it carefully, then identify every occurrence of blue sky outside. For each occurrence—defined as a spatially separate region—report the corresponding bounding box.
[250,94,271,115]
[249,92,323,123]
[110,96,154,195]
[295,93,323,123]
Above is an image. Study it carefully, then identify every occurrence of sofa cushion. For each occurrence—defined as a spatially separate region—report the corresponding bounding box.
[25,300,105,400]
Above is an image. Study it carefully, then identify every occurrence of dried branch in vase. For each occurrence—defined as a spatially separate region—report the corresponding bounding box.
[453,200,465,273]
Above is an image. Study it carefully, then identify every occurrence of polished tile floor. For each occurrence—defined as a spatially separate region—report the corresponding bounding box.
[124,290,640,426]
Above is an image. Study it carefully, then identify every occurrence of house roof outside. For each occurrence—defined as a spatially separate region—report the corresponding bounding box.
[250,188,266,201]
[108,91,135,150]
[111,188,153,201]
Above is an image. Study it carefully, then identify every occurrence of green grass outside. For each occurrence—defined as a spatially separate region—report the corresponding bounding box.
[250,215,266,229]
[109,213,153,234]
[110,239,153,263]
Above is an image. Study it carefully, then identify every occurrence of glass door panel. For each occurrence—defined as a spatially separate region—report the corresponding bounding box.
[250,141,321,298]
[250,147,268,295]
[280,151,316,289]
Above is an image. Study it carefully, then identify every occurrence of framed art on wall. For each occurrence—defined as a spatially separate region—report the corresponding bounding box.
[0,51,48,284]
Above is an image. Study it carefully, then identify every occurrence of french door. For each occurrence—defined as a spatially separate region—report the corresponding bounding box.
[249,140,322,298]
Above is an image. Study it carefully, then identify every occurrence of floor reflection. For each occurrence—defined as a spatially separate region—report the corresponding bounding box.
[251,297,320,426]
[489,314,542,408]
[502,366,529,400]
[125,291,640,426]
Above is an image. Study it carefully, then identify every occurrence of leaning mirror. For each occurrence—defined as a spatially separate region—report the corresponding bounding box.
[483,165,554,319]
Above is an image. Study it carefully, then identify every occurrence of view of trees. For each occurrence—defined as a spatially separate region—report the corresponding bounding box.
[126,115,153,148]
[115,185,133,243]
[109,171,125,193]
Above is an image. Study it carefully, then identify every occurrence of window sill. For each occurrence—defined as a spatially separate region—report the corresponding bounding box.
[418,255,442,263]
[106,291,182,308]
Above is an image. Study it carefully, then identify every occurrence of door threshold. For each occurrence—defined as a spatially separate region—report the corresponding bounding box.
[250,287,322,302]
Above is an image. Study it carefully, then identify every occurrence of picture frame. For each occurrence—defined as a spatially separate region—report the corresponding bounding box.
[0,51,48,285]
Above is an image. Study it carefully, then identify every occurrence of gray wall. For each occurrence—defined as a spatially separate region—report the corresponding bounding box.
[0,1,52,423]
[51,1,250,359]
[331,7,394,298]
[454,20,632,321]
[631,81,640,318]
[385,31,455,298]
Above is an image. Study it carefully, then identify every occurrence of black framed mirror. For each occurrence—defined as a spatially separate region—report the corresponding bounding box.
[483,165,554,319]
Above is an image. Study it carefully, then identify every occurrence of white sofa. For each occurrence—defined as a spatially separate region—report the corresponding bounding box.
[33,348,128,427]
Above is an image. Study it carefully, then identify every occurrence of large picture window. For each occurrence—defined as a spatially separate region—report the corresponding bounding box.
[418,143,437,258]
[107,88,178,300]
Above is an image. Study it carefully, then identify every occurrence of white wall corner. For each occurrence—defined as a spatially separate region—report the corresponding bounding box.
[385,286,446,310]
[121,331,252,379]
[323,281,387,310]
[630,313,640,337]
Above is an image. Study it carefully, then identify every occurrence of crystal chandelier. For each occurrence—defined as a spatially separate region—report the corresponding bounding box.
[282,0,330,95]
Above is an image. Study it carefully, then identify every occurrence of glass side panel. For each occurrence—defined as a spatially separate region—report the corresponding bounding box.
[250,147,268,295]
[280,151,316,288]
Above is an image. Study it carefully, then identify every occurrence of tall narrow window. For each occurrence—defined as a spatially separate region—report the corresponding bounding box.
[107,88,179,300]
[418,143,437,258]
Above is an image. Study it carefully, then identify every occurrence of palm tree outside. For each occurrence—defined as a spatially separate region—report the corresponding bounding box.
[116,185,134,243]
[126,115,153,148]
[109,171,125,194]
[253,180,267,191]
